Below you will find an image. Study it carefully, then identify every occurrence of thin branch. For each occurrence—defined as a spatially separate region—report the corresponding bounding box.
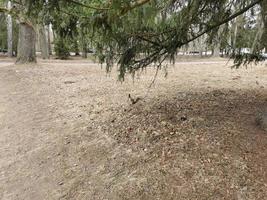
[59,8,91,19]
[0,7,9,14]
[121,0,151,15]
[0,6,34,27]
[148,54,168,89]
[67,0,110,10]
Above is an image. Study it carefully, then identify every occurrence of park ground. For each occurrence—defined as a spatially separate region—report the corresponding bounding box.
[0,57,267,199]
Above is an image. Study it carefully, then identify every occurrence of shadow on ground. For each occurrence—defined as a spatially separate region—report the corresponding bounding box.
[103,89,267,199]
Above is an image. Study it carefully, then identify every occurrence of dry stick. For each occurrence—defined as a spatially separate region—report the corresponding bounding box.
[148,54,168,89]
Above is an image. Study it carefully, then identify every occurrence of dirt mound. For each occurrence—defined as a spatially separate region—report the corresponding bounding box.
[105,89,267,199]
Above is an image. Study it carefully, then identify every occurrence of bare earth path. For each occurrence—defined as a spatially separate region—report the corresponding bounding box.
[0,58,266,199]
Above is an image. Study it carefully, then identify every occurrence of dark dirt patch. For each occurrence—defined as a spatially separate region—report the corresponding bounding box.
[106,89,267,199]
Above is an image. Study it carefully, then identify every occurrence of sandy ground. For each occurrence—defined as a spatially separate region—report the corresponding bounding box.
[0,58,267,200]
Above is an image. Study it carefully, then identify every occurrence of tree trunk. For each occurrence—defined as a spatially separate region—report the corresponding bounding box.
[74,40,80,56]
[82,49,87,58]
[81,30,87,58]
[212,46,220,57]
[38,24,49,59]
[232,15,243,53]
[6,0,12,57]
[260,1,267,53]
[46,25,52,55]
[212,26,224,57]
[16,23,36,64]
[251,15,263,53]
[199,36,204,57]
[233,20,238,50]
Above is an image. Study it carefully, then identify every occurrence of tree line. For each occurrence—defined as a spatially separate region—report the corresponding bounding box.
[0,0,266,77]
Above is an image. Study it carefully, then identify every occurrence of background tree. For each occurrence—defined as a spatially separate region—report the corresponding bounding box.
[0,12,7,52]
[6,0,12,57]
[78,0,264,79]
[260,0,267,52]
[0,0,265,66]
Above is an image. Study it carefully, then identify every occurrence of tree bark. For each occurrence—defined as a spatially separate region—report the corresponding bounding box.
[233,19,238,50]
[38,24,49,59]
[212,45,220,57]
[80,29,87,58]
[82,48,87,58]
[251,15,263,53]
[260,1,267,53]
[74,40,80,56]
[6,0,12,57]
[212,26,223,57]
[16,23,36,64]
[198,36,205,57]
[212,32,222,57]
[46,25,52,55]
[232,15,243,52]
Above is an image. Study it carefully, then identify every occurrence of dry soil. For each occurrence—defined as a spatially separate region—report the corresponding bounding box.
[0,58,267,200]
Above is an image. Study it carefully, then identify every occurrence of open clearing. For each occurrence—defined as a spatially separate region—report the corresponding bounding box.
[0,58,267,199]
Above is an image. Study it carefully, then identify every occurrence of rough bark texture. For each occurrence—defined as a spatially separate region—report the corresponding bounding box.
[261,1,267,52]
[46,25,52,55]
[16,23,36,64]
[38,25,49,59]
[6,1,12,57]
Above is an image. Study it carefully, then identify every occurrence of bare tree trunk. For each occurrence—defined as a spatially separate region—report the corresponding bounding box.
[260,1,267,53]
[38,24,49,59]
[212,46,220,57]
[80,28,87,58]
[212,27,223,57]
[212,24,227,57]
[6,0,12,57]
[16,23,36,64]
[73,40,80,56]
[251,15,263,53]
[198,36,204,57]
[232,15,243,53]
[46,25,52,55]
[82,49,87,58]
[233,20,238,50]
